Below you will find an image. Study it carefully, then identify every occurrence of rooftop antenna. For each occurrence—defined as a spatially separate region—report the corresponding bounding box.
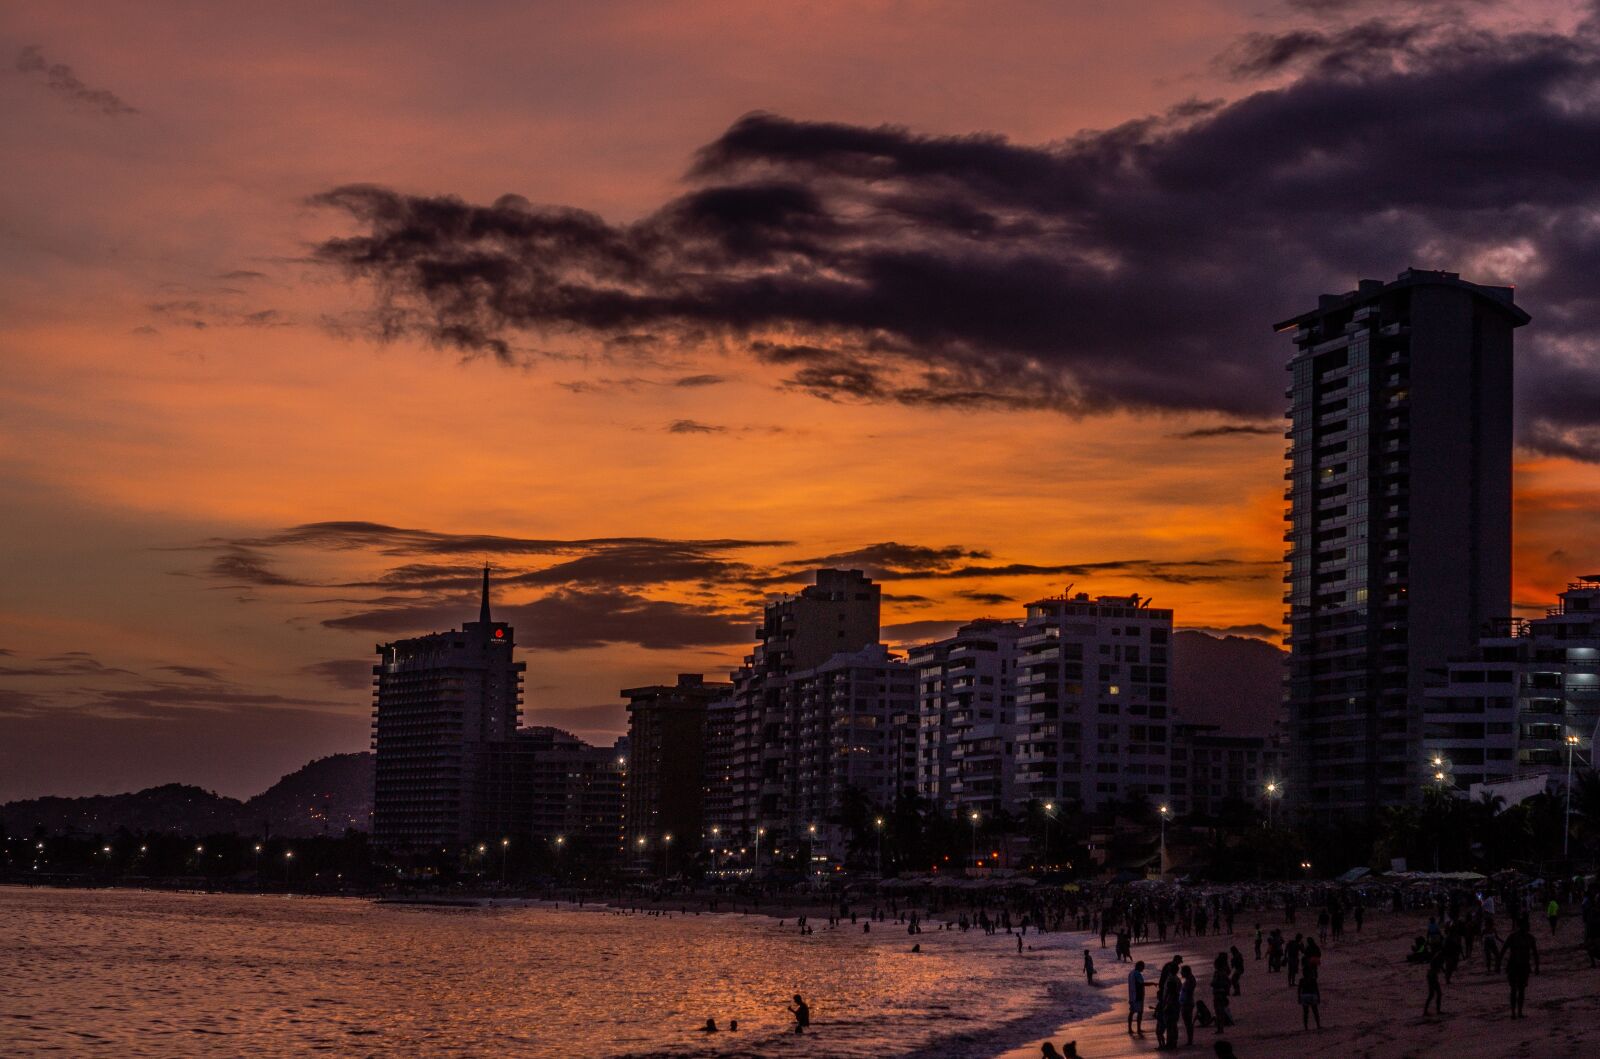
[479,561,492,625]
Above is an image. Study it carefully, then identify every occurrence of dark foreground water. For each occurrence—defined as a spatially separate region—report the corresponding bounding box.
[0,886,1101,1058]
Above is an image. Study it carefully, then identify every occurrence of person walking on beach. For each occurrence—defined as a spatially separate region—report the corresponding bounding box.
[1286,934,1303,987]
[789,994,810,1034]
[1504,918,1540,1019]
[1546,897,1560,935]
[1127,960,1147,1036]
[1254,924,1263,961]
[1158,960,1182,1050]
[1084,949,1096,986]
[1211,953,1234,1033]
[1423,952,1445,1016]
[1299,953,1322,1030]
[1229,945,1245,996]
[1179,965,1198,1046]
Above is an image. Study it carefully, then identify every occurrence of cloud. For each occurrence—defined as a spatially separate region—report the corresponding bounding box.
[15,45,137,116]
[673,373,726,387]
[206,547,312,587]
[880,619,966,644]
[667,418,727,434]
[955,590,1015,606]
[0,651,135,679]
[783,541,990,574]
[301,659,374,691]
[311,11,1600,455]
[153,665,226,682]
[214,520,783,557]
[879,557,1274,585]
[1170,423,1280,440]
[321,588,750,650]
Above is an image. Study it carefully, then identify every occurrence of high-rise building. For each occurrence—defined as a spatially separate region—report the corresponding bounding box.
[723,569,882,847]
[622,673,732,857]
[1424,576,1600,791]
[1276,269,1527,816]
[1013,591,1173,814]
[371,566,525,850]
[787,644,917,860]
[910,619,1024,817]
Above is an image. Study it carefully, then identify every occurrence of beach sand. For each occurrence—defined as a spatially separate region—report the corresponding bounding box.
[997,910,1600,1059]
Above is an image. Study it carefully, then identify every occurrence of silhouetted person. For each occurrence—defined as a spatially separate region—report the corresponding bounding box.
[1423,953,1444,1016]
[1229,945,1245,996]
[1128,960,1147,1036]
[1179,965,1197,1046]
[1084,949,1096,985]
[1504,919,1539,1019]
[701,1018,718,1033]
[790,994,810,1034]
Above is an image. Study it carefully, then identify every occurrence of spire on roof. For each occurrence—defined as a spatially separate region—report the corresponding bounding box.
[479,562,492,625]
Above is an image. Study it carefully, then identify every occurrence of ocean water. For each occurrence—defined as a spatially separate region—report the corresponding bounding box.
[0,887,1103,1058]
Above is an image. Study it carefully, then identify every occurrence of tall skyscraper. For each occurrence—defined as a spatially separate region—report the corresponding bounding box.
[1276,269,1527,817]
[371,566,525,850]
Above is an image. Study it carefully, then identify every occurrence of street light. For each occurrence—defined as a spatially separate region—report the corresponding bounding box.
[969,811,980,870]
[500,837,510,883]
[1158,804,1170,877]
[874,816,885,875]
[1264,781,1280,829]
[664,833,675,877]
[807,824,817,876]
[754,827,765,878]
[1566,733,1582,857]
[1042,801,1057,867]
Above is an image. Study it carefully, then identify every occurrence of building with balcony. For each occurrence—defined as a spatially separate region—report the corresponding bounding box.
[1168,724,1284,818]
[720,569,882,851]
[1423,577,1600,792]
[1276,269,1526,816]
[910,619,1023,817]
[1012,591,1174,814]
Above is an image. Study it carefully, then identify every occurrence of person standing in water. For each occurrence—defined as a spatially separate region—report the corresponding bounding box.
[1504,918,1540,1019]
[789,994,810,1034]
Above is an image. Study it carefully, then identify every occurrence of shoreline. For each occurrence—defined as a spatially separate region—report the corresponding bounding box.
[993,909,1600,1059]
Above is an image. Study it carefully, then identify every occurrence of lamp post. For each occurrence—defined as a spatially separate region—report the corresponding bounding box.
[1042,801,1056,867]
[1565,733,1581,857]
[664,833,674,878]
[807,824,817,878]
[754,827,765,879]
[875,816,885,876]
[500,837,510,883]
[1158,804,1170,877]
[1264,781,1279,829]
[968,811,980,870]
[711,827,721,877]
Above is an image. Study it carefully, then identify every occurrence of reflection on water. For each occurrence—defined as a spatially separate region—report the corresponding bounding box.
[0,887,1101,1058]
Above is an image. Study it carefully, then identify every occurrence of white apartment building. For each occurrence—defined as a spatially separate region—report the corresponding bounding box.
[909,619,1023,817]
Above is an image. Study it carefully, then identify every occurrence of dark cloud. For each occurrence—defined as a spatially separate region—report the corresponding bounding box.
[301,659,374,691]
[321,588,750,651]
[783,541,990,573]
[312,13,1600,456]
[206,548,311,587]
[673,373,726,387]
[153,664,226,682]
[955,590,1015,606]
[668,418,727,434]
[15,45,137,116]
[1170,423,1280,440]
[878,557,1274,585]
[880,592,934,605]
[218,270,268,281]
[215,520,783,557]
[0,651,135,679]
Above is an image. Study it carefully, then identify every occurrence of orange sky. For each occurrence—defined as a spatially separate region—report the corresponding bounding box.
[2,1,1597,800]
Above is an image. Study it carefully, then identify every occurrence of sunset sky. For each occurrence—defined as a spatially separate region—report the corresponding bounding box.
[5,0,1600,801]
